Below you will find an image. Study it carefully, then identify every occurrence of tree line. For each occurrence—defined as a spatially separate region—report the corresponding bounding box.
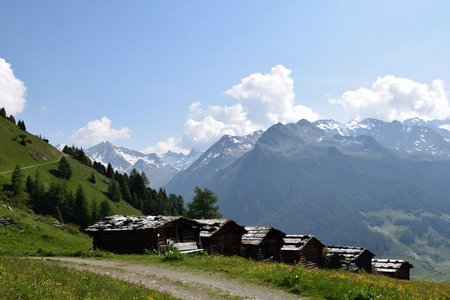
[4,145,221,229]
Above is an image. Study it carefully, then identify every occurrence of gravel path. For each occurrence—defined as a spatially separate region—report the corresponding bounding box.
[43,257,305,300]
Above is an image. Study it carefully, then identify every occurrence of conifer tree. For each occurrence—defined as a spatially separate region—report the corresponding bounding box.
[57,156,72,180]
[11,165,23,196]
[88,172,96,184]
[99,200,113,219]
[25,175,34,193]
[8,115,15,124]
[187,187,222,219]
[0,107,6,118]
[107,180,122,202]
[73,185,90,228]
[17,120,26,131]
[106,163,115,179]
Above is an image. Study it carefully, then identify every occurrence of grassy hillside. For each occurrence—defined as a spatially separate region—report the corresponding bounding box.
[0,117,60,173]
[0,115,140,216]
[0,201,92,255]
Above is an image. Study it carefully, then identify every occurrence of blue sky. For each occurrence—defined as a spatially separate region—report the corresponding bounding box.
[1,1,450,153]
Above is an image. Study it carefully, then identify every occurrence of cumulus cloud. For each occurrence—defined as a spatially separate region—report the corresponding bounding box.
[330,75,450,121]
[156,65,319,151]
[142,137,190,155]
[0,58,26,115]
[224,65,318,125]
[145,65,318,152]
[72,117,130,146]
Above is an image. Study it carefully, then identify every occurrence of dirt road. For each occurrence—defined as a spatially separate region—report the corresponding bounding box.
[43,257,305,300]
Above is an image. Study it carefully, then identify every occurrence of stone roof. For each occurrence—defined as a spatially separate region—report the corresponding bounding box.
[281,234,323,251]
[85,215,192,232]
[241,226,285,246]
[372,259,413,273]
[326,246,374,261]
[195,219,230,238]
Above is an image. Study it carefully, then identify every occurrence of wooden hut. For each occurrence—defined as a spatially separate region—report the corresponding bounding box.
[241,226,286,261]
[281,234,325,268]
[85,215,200,253]
[325,246,375,273]
[372,259,413,280]
[195,219,246,256]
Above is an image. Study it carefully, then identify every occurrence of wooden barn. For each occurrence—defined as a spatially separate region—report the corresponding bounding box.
[281,234,325,268]
[85,215,201,253]
[241,226,286,261]
[195,219,247,256]
[372,259,413,280]
[325,246,375,273]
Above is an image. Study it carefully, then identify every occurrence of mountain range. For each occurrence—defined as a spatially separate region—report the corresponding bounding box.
[82,141,202,188]
[72,117,450,280]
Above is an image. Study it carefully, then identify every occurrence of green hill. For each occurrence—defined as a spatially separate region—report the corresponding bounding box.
[0,117,60,173]
[0,200,91,255]
[0,115,140,219]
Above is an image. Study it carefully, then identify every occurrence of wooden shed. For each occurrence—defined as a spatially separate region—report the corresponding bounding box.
[85,215,200,253]
[195,219,246,256]
[372,259,413,280]
[325,246,375,273]
[241,226,286,261]
[281,234,325,268]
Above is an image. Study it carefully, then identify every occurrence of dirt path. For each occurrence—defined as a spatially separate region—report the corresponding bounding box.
[0,158,61,175]
[42,257,305,300]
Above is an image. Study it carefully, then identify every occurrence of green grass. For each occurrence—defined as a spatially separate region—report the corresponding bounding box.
[0,117,61,173]
[0,201,94,256]
[0,115,140,216]
[111,253,450,300]
[0,256,176,300]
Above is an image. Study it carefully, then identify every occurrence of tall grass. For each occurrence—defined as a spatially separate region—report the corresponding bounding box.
[116,253,450,300]
[0,257,176,300]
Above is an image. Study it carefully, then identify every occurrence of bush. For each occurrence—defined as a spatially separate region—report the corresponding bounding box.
[160,244,183,262]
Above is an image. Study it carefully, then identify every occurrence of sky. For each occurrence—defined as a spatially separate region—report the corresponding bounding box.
[1,0,450,154]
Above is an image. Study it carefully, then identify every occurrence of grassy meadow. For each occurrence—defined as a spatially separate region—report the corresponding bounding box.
[0,201,92,256]
[0,256,175,300]
[114,253,450,300]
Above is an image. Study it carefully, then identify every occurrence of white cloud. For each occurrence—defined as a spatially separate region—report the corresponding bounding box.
[147,65,319,152]
[0,58,26,115]
[142,137,189,155]
[72,117,130,146]
[224,65,318,125]
[145,65,319,152]
[330,75,450,121]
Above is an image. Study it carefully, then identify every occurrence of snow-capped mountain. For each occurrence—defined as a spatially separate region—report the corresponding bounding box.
[165,130,263,197]
[85,141,202,188]
[313,118,450,158]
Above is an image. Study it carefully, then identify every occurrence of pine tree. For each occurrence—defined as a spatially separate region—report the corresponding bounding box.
[107,180,122,202]
[25,175,34,193]
[57,156,72,180]
[0,107,6,118]
[8,115,15,124]
[187,187,222,219]
[17,120,26,131]
[168,194,186,216]
[99,200,113,219]
[88,172,96,184]
[106,163,115,179]
[73,185,90,228]
[11,165,23,196]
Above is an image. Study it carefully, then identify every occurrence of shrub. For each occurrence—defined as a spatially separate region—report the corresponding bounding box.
[160,244,183,262]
